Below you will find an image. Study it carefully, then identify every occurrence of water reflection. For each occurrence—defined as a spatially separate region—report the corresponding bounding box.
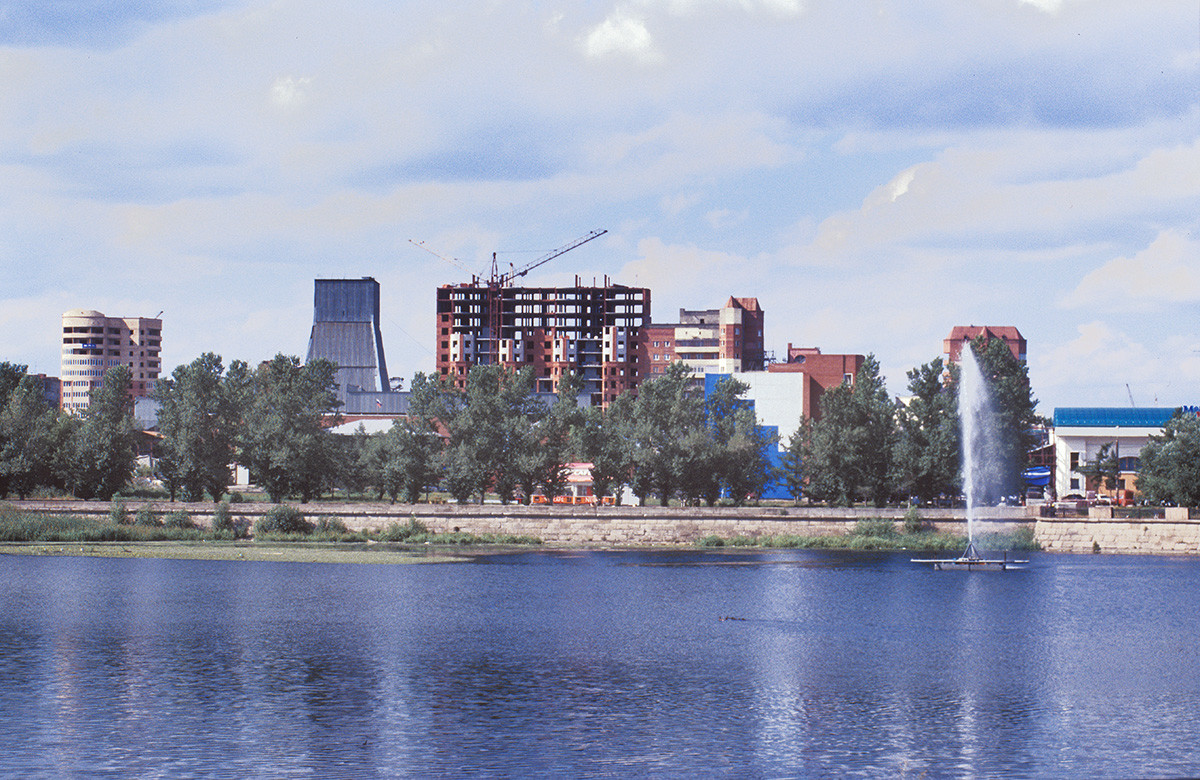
[3,551,1200,777]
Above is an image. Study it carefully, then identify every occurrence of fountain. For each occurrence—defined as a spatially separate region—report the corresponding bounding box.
[913,345,1026,571]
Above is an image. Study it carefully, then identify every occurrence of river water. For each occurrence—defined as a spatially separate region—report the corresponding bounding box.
[2,549,1199,778]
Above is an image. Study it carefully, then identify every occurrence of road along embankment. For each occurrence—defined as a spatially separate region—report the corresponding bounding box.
[8,500,1036,546]
[1035,507,1200,555]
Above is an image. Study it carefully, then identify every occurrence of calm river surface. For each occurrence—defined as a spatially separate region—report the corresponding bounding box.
[3,548,1200,778]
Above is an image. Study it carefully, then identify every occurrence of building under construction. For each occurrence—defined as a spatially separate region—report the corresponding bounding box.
[436,277,650,406]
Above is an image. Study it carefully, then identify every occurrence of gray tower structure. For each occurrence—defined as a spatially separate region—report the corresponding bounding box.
[306,277,390,405]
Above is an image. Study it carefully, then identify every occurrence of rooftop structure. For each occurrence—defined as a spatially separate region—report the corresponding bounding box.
[60,309,162,414]
[944,325,1026,363]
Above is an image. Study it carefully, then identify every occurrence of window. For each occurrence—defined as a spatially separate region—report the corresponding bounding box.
[1070,452,1080,471]
[1070,478,1080,490]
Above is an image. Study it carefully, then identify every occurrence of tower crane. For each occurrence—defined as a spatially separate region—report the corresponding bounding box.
[491,229,607,287]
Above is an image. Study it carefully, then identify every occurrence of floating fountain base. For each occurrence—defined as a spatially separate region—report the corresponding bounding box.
[912,542,1027,571]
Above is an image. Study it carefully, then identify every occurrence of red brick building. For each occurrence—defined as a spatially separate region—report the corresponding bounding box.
[766,345,865,420]
[943,325,1026,363]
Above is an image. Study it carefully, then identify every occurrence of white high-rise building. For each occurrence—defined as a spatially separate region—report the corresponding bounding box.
[60,309,162,414]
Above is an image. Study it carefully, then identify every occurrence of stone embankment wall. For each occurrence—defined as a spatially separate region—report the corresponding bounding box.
[1035,507,1200,555]
[9,500,1035,546]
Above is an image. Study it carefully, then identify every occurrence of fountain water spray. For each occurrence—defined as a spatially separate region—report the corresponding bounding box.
[911,345,1027,569]
[958,345,992,552]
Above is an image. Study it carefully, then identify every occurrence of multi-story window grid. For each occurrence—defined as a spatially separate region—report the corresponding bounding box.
[60,310,162,414]
[436,279,650,406]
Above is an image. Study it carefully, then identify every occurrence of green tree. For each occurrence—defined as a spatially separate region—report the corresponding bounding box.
[1137,412,1200,507]
[893,358,961,503]
[800,354,895,506]
[578,391,634,504]
[0,362,27,407]
[780,427,805,505]
[0,374,60,498]
[442,365,530,503]
[71,365,138,500]
[386,372,449,503]
[1079,442,1120,496]
[238,355,341,503]
[154,352,239,502]
[629,363,702,505]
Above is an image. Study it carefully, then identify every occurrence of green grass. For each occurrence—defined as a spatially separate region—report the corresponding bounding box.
[698,521,1040,552]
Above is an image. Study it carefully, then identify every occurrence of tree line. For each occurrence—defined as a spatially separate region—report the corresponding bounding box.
[5,339,1200,508]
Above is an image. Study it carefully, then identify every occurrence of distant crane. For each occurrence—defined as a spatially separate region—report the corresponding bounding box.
[409,239,481,284]
[490,229,607,287]
[1126,384,1136,408]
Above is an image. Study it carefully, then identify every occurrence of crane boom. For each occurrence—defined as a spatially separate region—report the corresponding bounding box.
[410,239,478,281]
[498,229,607,286]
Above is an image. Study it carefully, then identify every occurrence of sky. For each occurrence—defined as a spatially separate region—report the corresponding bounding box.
[1,0,1197,413]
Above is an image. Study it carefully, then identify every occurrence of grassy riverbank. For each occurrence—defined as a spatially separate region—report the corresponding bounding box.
[0,504,542,548]
[699,518,1039,552]
[0,505,1039,559]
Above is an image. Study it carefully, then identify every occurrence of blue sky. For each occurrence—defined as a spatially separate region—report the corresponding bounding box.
[1,0,1197,412]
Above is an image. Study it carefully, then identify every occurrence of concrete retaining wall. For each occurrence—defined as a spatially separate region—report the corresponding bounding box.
[1036,507,1200,555]
[7,500,1036,547]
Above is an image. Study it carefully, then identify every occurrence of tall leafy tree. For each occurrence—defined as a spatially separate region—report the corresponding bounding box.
[386,372,449,503]
[154,352,239,502]
[0,362,27,407]
[800,354,895,506]
[1079,442,1120,496]
[629,363,701,505]
[780,427,805,505]
[1137,412,1200,507]
[72,365,138,500]
[238,355,341,503]
[893,358,961,503]
[0,374,60,498]
[578,391,634,504]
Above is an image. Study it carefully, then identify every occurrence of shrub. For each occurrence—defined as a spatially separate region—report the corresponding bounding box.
[903,506,924,534]
[377,517,429,542]
[314,516,349,536]
[211,503,250,539]
[699,535,725,547]
[163,510,194,529]
[212,500,233,532]
[109,500,130,526]
[223,492,245,504]
[255,505,313,536]
[135,504,161,527]
[853,518,897,538]
[1011,526,1040,551]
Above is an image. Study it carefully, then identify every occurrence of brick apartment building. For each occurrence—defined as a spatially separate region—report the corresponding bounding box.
[436,277,650,407]
[642,297,766,379]
[60,309,162,414]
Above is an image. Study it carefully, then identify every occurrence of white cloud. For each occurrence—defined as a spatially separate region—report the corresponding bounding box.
[1018,0,1063,13]
[270,75,313,108]
[1062,229,1200,308]
[583,12,661,62]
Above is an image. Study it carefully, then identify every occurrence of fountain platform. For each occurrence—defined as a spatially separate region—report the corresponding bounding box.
[911,542,1027,571]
